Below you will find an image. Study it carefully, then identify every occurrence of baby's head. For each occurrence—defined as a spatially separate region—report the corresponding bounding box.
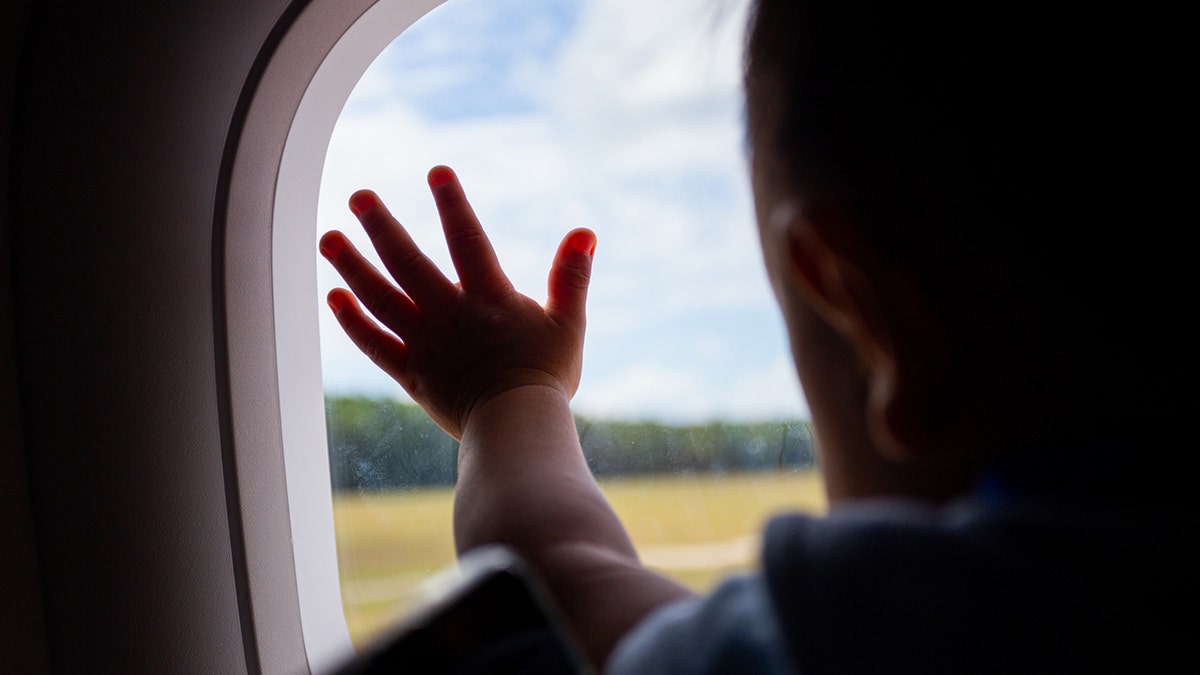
[742,1,1190,504]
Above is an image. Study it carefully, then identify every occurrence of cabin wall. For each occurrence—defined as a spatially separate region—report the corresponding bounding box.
[5,1,295,671]
[2,0,50,672]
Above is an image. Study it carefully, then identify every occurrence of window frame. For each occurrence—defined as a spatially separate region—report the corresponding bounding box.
[220,0,446,671]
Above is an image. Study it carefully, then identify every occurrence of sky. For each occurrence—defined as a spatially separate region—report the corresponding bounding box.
[316,0,810,423]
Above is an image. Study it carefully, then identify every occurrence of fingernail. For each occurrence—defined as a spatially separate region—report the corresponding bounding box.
[428,165,454,187]
[570,231,596,257]
[327,292,345,312]
[349,190,377,216]
[319,234,345,259]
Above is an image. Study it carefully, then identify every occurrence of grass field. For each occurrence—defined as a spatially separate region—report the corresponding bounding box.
[332,469,827,647]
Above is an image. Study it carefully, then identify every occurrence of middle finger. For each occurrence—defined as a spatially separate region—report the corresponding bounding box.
[349,189,457,309]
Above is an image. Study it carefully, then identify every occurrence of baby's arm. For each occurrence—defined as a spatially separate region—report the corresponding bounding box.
[320,165,692,667]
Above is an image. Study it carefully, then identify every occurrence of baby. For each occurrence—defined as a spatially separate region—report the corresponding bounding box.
[321,1,1190,671]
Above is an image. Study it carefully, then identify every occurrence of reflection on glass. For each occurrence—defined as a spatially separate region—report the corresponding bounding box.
[318,0,824,648]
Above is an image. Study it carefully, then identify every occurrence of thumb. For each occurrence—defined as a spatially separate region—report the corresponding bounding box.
[546,228,596,325]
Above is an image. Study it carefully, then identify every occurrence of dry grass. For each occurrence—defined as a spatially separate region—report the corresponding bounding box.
[332,470,827,647]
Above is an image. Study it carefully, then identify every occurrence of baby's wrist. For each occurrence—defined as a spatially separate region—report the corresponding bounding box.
[458,381,574,447]
[465,379,572,421]
[455,381,586,498]
[457,367,573,426]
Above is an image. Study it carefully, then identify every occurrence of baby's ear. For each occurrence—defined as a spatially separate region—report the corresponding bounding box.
[781,213,946,462]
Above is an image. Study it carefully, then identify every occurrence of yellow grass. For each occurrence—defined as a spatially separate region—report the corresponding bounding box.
[332,470,827,647]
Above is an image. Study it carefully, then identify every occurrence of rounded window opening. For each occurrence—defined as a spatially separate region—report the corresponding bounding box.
[315,0,823,648]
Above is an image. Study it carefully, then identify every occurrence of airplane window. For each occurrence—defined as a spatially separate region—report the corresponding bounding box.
[316,0,826,648]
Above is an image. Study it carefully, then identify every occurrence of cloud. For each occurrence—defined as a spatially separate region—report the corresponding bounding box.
[317,0,809,423]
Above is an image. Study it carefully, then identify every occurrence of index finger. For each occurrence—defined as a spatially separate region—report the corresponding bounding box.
[427,165,513,298]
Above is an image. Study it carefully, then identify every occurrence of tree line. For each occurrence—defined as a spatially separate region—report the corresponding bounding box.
[326,395,815,491]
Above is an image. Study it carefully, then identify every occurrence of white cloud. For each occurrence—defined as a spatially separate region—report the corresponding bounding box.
[317,0,810,423]
[577,352,808,424]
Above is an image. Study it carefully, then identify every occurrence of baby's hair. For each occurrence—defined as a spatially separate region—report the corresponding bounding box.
[742,1,1194,497]
[743,1,1079,308]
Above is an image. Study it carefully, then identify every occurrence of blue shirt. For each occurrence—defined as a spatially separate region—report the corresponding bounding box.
[609,497,1186,673]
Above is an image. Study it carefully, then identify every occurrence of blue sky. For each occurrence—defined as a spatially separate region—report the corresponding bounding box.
[316,0,809,423]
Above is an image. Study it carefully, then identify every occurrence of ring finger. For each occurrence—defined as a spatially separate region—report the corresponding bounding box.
[319,230,423,336]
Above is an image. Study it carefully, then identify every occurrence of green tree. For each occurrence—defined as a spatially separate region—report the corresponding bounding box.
[325,396,814,491]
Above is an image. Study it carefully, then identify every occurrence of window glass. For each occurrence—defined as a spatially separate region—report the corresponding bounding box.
[317,0,825,648]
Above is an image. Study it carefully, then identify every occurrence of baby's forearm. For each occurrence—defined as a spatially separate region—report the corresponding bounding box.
[454,384,632,556]
[453,385,693,667]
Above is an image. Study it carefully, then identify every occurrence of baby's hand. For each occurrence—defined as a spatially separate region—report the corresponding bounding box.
[319,166,596,441]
